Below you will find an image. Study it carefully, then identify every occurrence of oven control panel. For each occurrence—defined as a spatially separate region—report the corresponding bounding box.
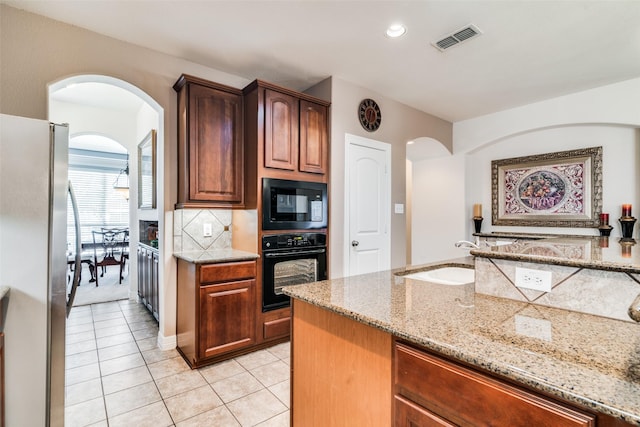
[263,233,327,250]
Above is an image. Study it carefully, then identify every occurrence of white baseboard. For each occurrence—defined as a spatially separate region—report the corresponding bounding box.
[156,333,177,351]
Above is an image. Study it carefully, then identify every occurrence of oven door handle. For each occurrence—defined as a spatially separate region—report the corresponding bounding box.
[264,248,326,258]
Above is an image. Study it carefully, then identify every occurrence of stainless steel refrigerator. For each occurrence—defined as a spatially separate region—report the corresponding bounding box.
[0,113,72,426]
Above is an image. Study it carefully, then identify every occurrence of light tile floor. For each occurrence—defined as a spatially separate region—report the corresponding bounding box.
[65,299,291,427]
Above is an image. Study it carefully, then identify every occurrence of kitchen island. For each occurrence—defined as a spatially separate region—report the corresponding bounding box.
[284,253,640,426]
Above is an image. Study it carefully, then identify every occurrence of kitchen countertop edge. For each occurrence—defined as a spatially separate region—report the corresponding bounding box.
[173,249,259,264]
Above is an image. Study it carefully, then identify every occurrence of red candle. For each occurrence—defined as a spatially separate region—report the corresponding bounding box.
[622,204,632,217]
[599,213,609,225]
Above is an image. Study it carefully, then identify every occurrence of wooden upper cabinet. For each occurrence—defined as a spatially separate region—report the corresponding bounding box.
[264,89,298,171]
[244,80,330,179]
[299,100,328,174]
[174,74,244,208]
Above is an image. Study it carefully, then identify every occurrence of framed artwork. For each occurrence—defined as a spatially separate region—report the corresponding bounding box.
[138,129,157,209]
[491,146,602,227]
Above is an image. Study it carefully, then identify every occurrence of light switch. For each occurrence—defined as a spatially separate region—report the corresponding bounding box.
[394,203,404,214]
[203,223,213,237]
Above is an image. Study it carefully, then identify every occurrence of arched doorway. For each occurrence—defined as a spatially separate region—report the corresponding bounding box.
[67,133,131,305]
[47,75,164,316]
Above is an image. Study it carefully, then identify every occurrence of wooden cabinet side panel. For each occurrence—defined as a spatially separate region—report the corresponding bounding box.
[188,84,243,203]
[199,279,257,358]
[264,89,298,171]
[176,86,189,204]
[292,300,392,427]
[299,100,327,174]
[395,343,595,427]
[176,260,197,366]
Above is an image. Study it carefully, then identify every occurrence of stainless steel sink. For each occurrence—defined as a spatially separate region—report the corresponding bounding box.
[402,266,475,285]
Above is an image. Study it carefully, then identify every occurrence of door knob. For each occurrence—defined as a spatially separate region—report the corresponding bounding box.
[351,240,359,247]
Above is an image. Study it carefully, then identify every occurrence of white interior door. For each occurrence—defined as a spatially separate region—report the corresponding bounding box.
[345,134,391,276]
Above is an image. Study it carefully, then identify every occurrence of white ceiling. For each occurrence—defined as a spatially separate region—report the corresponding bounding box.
[6,0,640,123]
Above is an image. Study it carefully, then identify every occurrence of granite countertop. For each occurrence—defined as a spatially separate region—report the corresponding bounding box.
[283,257,640,425]
[173,248,259,264]
[471,235,640,273]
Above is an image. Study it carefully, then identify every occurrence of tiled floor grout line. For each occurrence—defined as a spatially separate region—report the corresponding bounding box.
[93,306,109,427]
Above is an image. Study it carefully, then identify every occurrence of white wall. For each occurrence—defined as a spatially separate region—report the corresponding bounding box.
[466,125,639,238]
[319,77,452,277]
[411,77,640,245]
[454,77,640,154]
[410,155,467,265]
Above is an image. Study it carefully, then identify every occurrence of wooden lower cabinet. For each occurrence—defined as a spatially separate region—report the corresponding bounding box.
[261,308,291,341]
[177,259,257,368]
[394,342,595,427]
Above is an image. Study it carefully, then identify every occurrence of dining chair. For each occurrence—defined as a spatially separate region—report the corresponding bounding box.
[92,229,128,287]
[102,227,130,280]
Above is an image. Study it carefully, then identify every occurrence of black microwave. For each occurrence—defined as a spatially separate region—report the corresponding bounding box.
[262,178,328,230]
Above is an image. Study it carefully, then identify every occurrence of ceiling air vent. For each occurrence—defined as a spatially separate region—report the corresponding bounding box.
[432,24,483,52]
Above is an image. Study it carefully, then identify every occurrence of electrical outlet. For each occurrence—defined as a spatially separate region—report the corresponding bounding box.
[203,223,213,237]
[515,267,552,292]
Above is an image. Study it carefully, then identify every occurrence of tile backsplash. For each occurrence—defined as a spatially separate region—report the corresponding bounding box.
[475,257,640,322]
[173,209,232,252]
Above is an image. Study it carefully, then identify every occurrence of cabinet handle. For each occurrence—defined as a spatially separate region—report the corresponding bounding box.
[352,240,360,247]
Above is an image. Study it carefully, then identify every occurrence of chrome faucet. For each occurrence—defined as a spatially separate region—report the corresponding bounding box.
[455,240,480,249]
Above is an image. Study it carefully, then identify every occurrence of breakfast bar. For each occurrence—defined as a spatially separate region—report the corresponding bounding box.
[284,241,640,426]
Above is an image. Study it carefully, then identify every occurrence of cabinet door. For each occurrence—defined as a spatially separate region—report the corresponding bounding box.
[188,84,243,203]
[264,89,298,171]
[137,246,145,299]
[299,100,327,174]
[394,395,456,427]
[151,251,159,321]
[199,279,256,359]
[145,250,153,311]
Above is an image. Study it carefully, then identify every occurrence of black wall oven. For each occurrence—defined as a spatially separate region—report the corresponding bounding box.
[262,232,327,311]
[262,178,328,230]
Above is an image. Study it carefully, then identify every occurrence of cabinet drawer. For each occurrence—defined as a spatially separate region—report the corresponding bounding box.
[395,343,595,427]
[394,395,456,427]
[200,261,256,284]
[263,317,291,340]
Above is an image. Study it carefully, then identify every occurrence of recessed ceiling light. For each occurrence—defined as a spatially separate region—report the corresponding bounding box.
[386,24,407,38]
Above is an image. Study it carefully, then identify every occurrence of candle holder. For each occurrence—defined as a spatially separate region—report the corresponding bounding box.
[598,236,610,248]
[598,224,613,237]
[619,216,637,239]
[619,238,636,258]
[473,216,483,234]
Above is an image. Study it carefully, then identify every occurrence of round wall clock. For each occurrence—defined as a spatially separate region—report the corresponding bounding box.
[358,98,382,132]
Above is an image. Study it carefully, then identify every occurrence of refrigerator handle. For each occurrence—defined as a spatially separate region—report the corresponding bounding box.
[66,180,82,316]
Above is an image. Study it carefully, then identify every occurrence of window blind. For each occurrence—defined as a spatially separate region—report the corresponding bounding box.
[67,149,129,248]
